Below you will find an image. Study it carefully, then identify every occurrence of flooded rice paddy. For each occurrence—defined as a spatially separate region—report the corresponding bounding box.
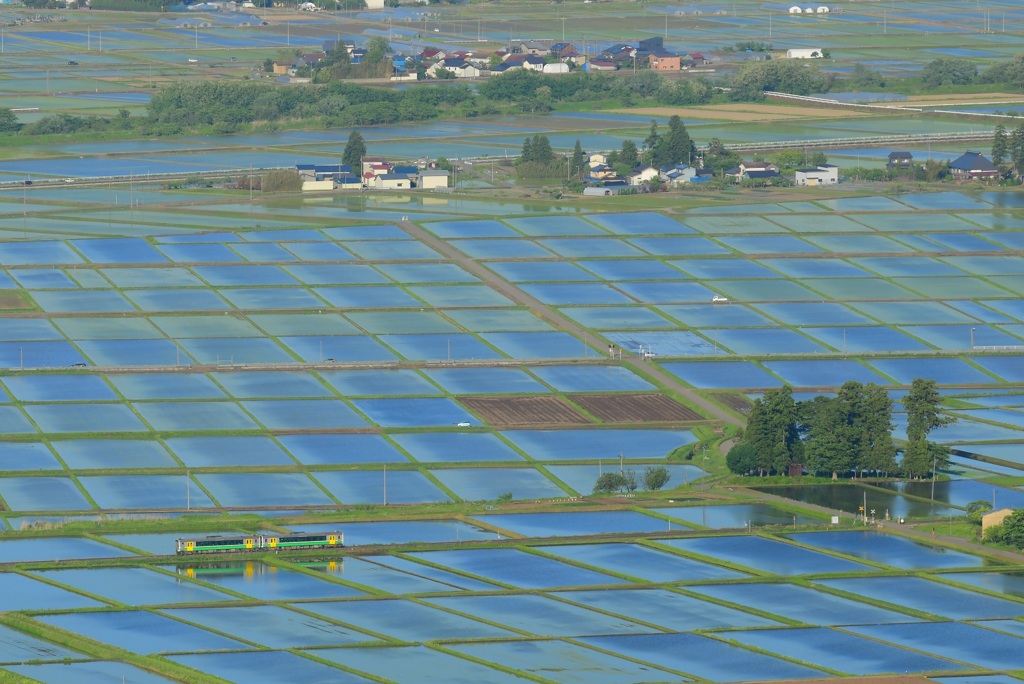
[0,131,1023,680]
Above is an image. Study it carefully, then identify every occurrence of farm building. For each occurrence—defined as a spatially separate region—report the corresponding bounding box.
[786,48,824,59]
[301,180,334,192]
[794,164,839,186]
[542,62,570,74]
[419,170,450,189]
[373,174,411,190]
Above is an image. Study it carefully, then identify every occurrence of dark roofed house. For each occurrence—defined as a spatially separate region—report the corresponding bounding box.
[887,151,914,169]
[745,169,781,180]
[523,54,546,70]
[550,42,580,59]
[300,52,326,66]
[638,36,664,53]
[601,44,637,63]
[948,151,1000,180]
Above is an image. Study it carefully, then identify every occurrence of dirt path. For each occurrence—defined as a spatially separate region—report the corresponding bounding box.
[398,219,741,427]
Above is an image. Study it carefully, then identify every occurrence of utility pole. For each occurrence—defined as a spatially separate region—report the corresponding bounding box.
[931,454,937,501]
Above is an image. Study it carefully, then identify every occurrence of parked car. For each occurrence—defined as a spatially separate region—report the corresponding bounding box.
[23,180,32,186]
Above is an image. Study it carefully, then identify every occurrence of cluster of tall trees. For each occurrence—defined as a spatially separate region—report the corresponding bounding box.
[310,37,394,82]
[342,130,366,169]
[515,134,567,178]
[857,55,1024,97]
[990,123,1024,177]
[919,55,1024,91]
[599,115,697,176]
[727,379,954,479]
[728,60,836,101]
[644,115,697,168]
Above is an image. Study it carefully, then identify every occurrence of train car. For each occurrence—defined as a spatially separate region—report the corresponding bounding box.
[262,531,343,551]
[175,535,258,555]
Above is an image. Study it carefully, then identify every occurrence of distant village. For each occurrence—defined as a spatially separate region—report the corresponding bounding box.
[296,157,450,191]
[294,148,1002,195]
[269,36,714,82]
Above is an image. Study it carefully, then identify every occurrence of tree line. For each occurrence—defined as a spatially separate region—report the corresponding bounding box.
[8,49,1024,140]
[731,54,1024,101]
[727,378,955,480]
[0,67,714,139]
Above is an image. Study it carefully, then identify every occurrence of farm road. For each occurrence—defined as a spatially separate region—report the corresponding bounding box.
[398,219,740,427]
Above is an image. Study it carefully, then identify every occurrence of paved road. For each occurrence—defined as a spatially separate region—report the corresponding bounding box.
[398,219,741,427]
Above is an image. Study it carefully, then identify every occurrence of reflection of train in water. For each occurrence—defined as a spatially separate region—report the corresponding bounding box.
[175,531,343,555]
[176,559,343,579]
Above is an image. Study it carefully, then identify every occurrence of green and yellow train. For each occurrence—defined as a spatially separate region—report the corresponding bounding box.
[175,531,343,555]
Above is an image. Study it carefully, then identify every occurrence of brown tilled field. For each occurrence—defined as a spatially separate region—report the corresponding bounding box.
[711,392,754,413]
[460,396,592,426]
[571,394,703,423]
[0,291,36,311]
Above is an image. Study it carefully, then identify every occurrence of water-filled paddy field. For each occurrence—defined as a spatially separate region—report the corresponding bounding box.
[0,523,1019,681]
[1,134,1024,681]
[0,188,1021,524]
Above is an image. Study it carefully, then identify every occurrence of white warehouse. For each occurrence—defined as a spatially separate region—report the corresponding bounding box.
[786,48,824,59]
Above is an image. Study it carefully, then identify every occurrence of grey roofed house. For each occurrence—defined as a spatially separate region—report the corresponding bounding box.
[517,41,549,55]
[948,151,1000,179]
